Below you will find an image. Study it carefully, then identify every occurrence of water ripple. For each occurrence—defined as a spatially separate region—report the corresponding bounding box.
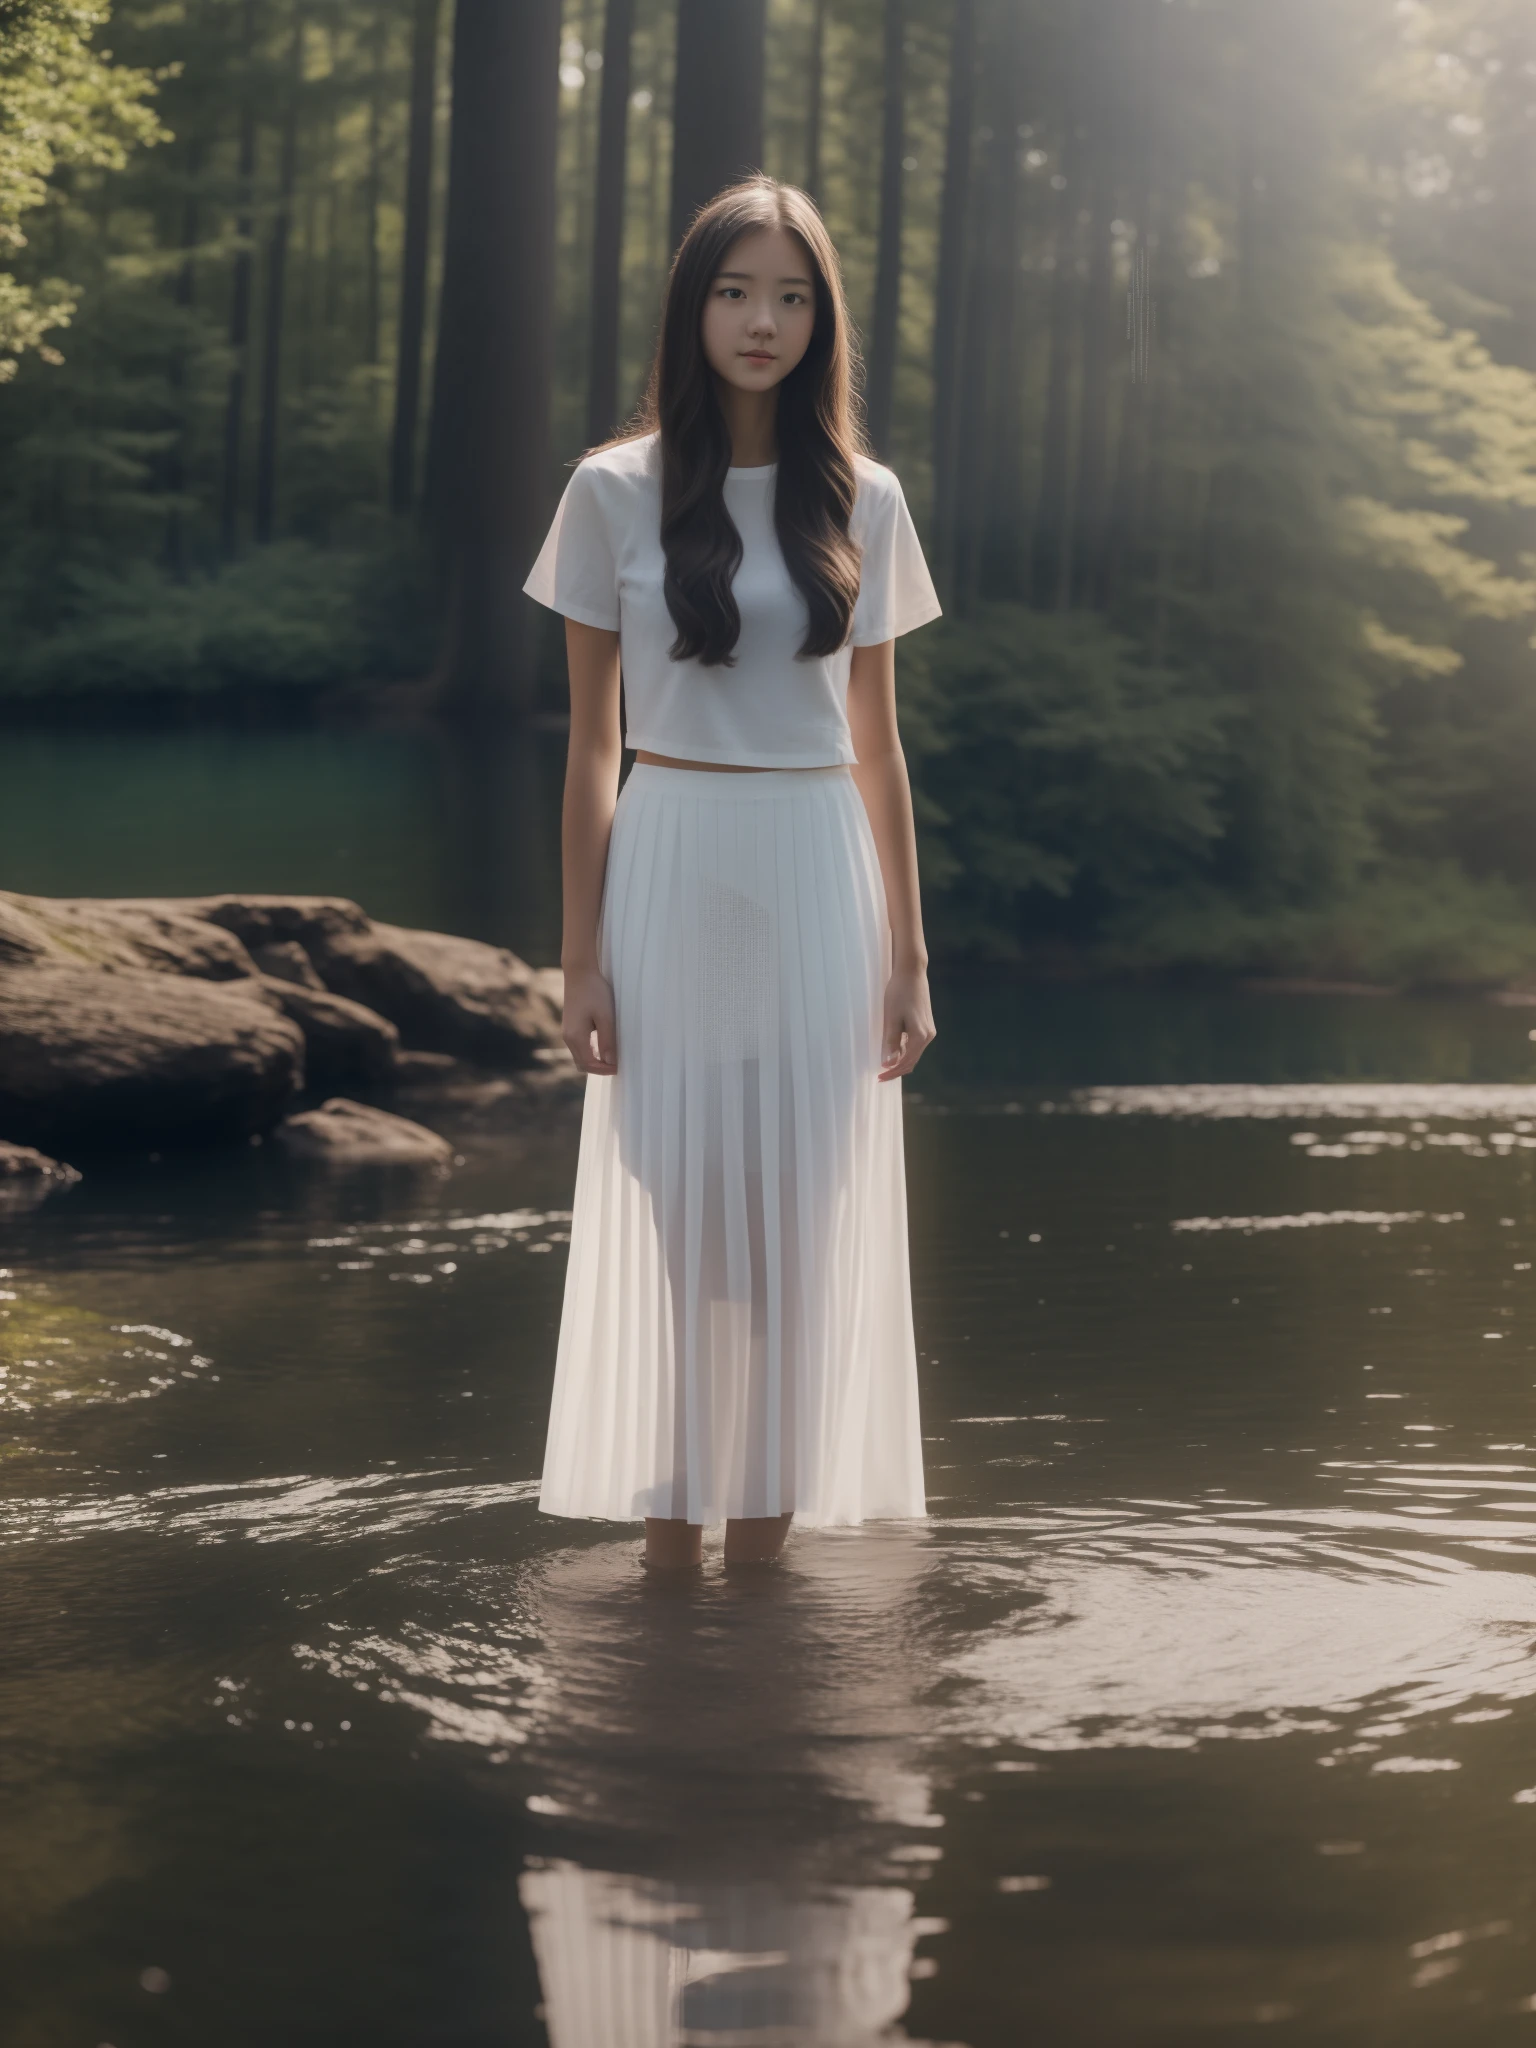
[938,1485,1536,1758]
[1061,1083,1536,1120]
[0,1468,538,1549]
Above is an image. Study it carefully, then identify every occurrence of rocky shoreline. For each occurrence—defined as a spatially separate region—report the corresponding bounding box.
[0,891,577,1193]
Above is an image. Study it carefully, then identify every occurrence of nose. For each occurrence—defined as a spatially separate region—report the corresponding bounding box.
[746,298,777,337]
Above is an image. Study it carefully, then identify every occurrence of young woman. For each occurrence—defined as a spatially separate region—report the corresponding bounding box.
[523,176,941,1573]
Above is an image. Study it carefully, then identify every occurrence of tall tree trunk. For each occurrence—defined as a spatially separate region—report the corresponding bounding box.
[865,0,905,458]
[575,0,601,310]
[1199,0,1260,596]
[1072,147,1115,608]
[804,0,828,206]
[1031,31,1083,612]
[669,0,766,253]
[220,0,259,557]
[425,0,562,714]
[977,4,1027,600]
[165,134,204,576]
[1144,217,1175,665]
[364,7,385,365]
[644,19,665,301]
[1101,0,1158,612]
[390,0,440,513]
[297,120,316,389]
[255,7,303,545]
[948,12,1000,617]
[930,0,974,591]
[322,26,340,330]
[587,0,636,445]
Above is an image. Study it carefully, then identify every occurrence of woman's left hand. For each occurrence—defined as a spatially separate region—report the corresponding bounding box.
[878,965,937,1081]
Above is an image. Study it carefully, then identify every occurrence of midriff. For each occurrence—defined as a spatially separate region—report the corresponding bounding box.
[634,751,776,773]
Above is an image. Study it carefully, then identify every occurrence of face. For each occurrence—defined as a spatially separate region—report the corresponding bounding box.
[699,225,818,397]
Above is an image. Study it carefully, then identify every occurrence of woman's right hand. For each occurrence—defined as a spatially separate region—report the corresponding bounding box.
[562,964,617,1075]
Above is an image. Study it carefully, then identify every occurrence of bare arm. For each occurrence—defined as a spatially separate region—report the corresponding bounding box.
[846,638,937,1081]
[560,618,624,1075]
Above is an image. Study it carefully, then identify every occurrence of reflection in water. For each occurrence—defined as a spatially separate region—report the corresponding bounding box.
[509,1533,940,2044]
[226,1526,948,2038]
[521,1863,919,2048]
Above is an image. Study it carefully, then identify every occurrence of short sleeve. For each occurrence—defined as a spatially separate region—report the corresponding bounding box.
[850,467,943,647]
[523,459,621,631]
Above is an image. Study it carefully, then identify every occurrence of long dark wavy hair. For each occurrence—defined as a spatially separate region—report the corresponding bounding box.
[593,176,868,668]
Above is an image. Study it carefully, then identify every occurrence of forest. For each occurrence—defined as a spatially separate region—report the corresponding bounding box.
[5,0,1536,984]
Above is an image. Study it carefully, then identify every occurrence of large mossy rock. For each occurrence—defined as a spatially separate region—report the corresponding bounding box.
[0,966,305,1148]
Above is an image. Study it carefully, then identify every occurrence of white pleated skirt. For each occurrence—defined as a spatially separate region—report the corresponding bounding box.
[540,762,927,1529]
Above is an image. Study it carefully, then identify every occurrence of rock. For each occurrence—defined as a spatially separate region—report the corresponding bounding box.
[185,893,374,954]
[0,967,304,1149]
[183,894,563,1067]
[316,922,563,1066]
[391,1050,462,1084]
[0,898,51,968]
[0,891,257,981]
[0,890,564,1157]
[0,1140,82,1205]
[273,1097,453,1167]
[249,939,326,990]
[253,976,399,1087]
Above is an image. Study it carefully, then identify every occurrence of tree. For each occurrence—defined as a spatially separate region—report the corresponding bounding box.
[975,0,1028,601]
[804,0,828,206]
[1072,134,1115,608]
[669,0,766,252]
[220,0,259,555]
[1031,16,1083,612]
[930,0,975,592]
[864,0,904,456]
[587,0,635,446]
[389,0,440,514]
[0,0,163,381]
[424,0,562,714]
[254,5,304,546]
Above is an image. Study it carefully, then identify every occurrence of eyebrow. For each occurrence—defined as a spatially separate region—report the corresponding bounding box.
[715,270,814,286]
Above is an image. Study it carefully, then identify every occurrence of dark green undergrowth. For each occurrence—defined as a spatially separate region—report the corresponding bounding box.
[0,531,436,700]
[902,603,1536,990]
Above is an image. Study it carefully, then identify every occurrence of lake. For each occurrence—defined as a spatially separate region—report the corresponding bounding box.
[5,724,1536,2043]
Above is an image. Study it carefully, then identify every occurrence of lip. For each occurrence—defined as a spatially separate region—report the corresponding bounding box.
[741,351,776,364]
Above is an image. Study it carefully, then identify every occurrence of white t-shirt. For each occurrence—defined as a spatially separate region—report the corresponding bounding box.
[522,429,942,769]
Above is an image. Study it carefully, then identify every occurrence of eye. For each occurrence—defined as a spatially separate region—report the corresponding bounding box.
[717,285,746,299]
[782,291,809,306]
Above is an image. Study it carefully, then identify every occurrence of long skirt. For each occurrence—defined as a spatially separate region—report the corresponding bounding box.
[539,762,927,1529]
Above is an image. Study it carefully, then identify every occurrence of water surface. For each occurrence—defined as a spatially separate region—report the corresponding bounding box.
[6,1014,1536,2043]
[7,727,1536,2041]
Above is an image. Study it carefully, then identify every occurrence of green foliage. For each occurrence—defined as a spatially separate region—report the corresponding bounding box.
[1,0,1536,991]
[901,605,1232,958]
[1106,861,1536,991]
[0,528,435,697]
[0,0,166,375]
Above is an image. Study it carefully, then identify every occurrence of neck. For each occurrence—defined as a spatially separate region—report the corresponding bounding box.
[714,379,779,467]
